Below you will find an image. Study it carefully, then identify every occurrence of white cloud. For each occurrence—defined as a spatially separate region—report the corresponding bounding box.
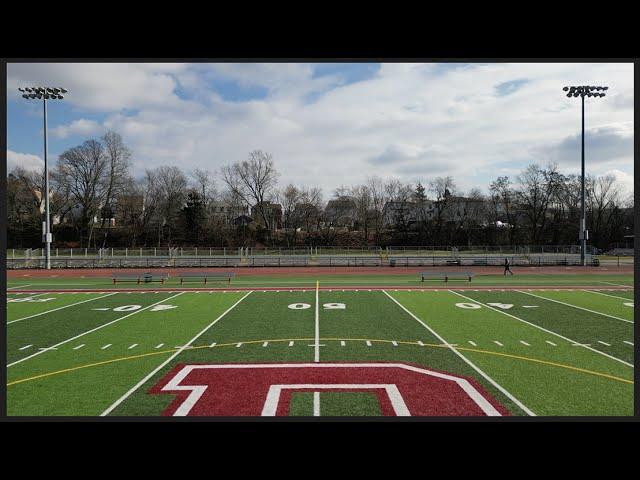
[7,62,634,197]
[52,119,105,139]
[7,150,43,172]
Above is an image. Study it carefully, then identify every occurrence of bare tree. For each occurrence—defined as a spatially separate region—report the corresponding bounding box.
[100,131,132,246]
[429,176,456,244]
[516,163,565,244]
[489,176,518,245]
[57,139,108,247]
[221,150,279,231]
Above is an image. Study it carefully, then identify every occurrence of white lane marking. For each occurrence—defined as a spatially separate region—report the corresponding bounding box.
[262,342,268,347]
[8,292,118,324]
[585,290,634,302]
[546,341,557,346]
[597,341,611,347]
[101,344,112,350]
[19,344,33,351]
[468,341,477,347]
[210,342,217,348]
[624,341,634,346]
[519,341,530,346]
[522,305,539,308]
[236,342,243,348]
[340,341,346,346]
[313,392,320,417]
[101,291,252,416]
[38,347,57,351]
[155,343,164,349]
[366,340,372,347]
[493,341,503,347]
[92,308,110,311]
[572,343,592,347]
[128,343,138,349]
[391,341,398,347]
[517,290,632,324]
[73,344,85,350]
[289,341,294,347]
[383,290,534,416]
[417,340,425,346]
[450,290,632,368]
[9,292,185,368]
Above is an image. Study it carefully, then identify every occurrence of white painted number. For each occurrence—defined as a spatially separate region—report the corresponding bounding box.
[113,305,142,312]
[288,303,311,310]
[150,304,178,312]
[455,303,481,310]
[323,303,346,310]
[8,297,55,303]
[487,303,514,310]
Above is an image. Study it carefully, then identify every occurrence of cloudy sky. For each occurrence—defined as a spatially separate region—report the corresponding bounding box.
[6,62,634,197]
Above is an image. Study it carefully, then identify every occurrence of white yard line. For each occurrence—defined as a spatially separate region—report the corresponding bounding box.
[8,292,185,368]
[8,292,118,324]
[18,344,33,351]
[597,341,611,347]
[516,290,632,324]
[101,344,112,350]
[599,281,632,288]
[128,344,138,349]
[314,281,320,362]
[623,341,634,346]
[73,344,85,350]
[313,392,321,417]
[100,291,252,416]
[468,341,477,347]
[450,290,633,368]
[546,341,557,346]
[155,343,164,349]
[585,290,634,302]
[383,290,535,416]
[519,341,530,346]
[493,341,503,347]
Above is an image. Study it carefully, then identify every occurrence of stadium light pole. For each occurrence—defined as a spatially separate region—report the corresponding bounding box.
[18,86,68,270]
[562,85,608,266]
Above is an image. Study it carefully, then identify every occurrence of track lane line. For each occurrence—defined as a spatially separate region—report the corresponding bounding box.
[516,290,632,324]
[450,290,633,368]
[8,292,118,324]
[100,291,253,416]
[382,290,535,416]
[8,292,184,367]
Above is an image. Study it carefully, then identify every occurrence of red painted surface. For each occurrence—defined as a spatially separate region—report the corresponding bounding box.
[7,265,632,279]
[150,363,511,417]
[8,285,633,294]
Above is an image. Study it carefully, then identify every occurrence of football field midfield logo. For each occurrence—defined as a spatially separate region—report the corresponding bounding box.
[150,363,510,416]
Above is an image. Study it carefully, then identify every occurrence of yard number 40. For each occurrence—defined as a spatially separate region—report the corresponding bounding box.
[455,302,513,310]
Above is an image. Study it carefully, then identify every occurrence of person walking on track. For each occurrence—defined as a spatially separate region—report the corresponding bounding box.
[504,258,513,276]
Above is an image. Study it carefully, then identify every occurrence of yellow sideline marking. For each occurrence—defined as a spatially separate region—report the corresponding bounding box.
[7,338,632,387]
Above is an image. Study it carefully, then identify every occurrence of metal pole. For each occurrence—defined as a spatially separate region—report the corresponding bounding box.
[581,94,586,267]
[43,98,51,269]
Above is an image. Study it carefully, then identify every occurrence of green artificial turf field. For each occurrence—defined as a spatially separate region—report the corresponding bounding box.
[5,273,635,417]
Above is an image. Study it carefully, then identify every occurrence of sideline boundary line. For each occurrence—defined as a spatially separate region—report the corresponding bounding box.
[8,292,185,367]
[450,290,633,368]
[382,290,535,416]
[100,291,253,416]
